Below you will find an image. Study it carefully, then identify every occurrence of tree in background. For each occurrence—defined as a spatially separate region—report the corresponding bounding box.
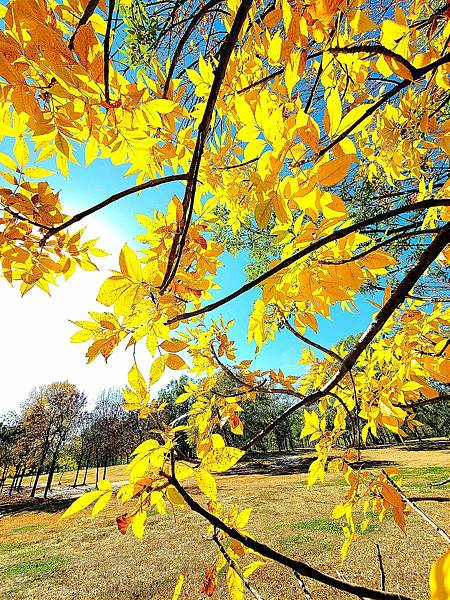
[21,382,86,498]
[0,0,450,598]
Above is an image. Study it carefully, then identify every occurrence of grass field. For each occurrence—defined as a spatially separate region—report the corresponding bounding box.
[0,440,449,599]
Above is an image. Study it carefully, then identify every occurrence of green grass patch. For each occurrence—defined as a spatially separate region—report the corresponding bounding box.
[0,555,66,579]
[9,524,43,535]
[278,531,332,555]
[293,517,342,534]
[0,542,25,553]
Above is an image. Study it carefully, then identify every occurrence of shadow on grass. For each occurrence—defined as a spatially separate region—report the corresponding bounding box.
[400,439,450,452]
[224,451,397,477]
[0,496,74,518]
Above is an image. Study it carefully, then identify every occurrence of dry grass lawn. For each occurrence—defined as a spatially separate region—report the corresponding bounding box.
[0,440,449,600]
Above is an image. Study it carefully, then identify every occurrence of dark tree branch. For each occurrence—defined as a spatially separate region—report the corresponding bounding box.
[39,173,188,246]
[375,544,386,592]
[162,0,225,98]
[382,470,450,544]
[68,0,100,51]
[159,0,254,293]
[103,0,116,104]
[167,199,450,325]
[242,223,450,450]
[212,530,265,600]
[169,475,413,600]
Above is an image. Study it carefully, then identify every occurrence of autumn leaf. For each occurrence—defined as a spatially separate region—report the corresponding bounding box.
[430,550,450,600]
[201,447,245,473]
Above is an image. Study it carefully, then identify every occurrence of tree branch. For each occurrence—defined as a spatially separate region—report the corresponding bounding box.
[39,173,188,246]
[159,0,253,293]
[103,0,115,104]
[212,529,265,600]
[242,223,450,450]
[167,199,450,325]
[382,470,450,544]
[68,0,100,51]
[169,475,413,600]
[163,0,225,98]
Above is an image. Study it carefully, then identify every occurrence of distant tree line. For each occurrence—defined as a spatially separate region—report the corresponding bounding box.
[1,376,449,498]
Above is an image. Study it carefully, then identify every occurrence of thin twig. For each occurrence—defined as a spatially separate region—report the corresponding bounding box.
[213,530,265,600]
[375,544,386,592]
[68,0,100,51]
[167,199,450,325]
[382,470,450,544]
[103,0,116,104]
[294,571,313,600]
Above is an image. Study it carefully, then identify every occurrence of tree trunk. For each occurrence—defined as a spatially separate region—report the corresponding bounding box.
[0,463,9,494]
[82,460,89,485]
[17,465,26,491]
[31,440,50,498]
[102,457,108,481]
[73,456,83,487]
[44,450,59,499]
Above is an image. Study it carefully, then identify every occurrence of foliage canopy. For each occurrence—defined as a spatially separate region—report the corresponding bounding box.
[1,0,450,597]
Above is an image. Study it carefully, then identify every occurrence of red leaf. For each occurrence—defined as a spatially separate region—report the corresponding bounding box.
[200,567,217,597]
[116,513,133,535]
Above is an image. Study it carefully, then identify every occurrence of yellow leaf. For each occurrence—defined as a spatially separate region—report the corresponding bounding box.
[85,137,98,166]
[326,87,342,137]
[23,166,55,178]
[128,363,147,396]
[166,485,185,507]
[201,447,245,473]
[227,566,244,600]
[0,151,17,171]
[131,510,147,538]
[166,354,187,370]
[315,155,353,187]
[160,339,188,352]
[430,550,450,600]
[61,489,104,519]
[91,491,112,517]
[172,574,185,600]
[268,30,282,65]
[131,438,159,456]
[235,507,252,529]
[195,468,217,500]
[255,197,272,229]
[348,10,377,34]
[150,355,167,385]
[119,244,142,281]
[13,136,29,167]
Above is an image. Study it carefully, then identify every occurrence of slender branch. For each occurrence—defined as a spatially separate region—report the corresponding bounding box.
[282,317,342,362]
[2,204,51,230]
[159,0,254,293]
[393,393,450,409]
[294,571,313,600]
[213,530,265,600]
[382,470,450,544]
[163,0,225,98]
[103,0,116,104]
[317,229,441,265]
[242,223,450,450]
[167,199,450,325]
[430,478,450,487]
[375,544,386,592]
[313,51,450,163]
[68,0,100,51]
[327,45,419,80]
[237,68,284,95]
[169,476,412,600]
[39,173,188,246]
